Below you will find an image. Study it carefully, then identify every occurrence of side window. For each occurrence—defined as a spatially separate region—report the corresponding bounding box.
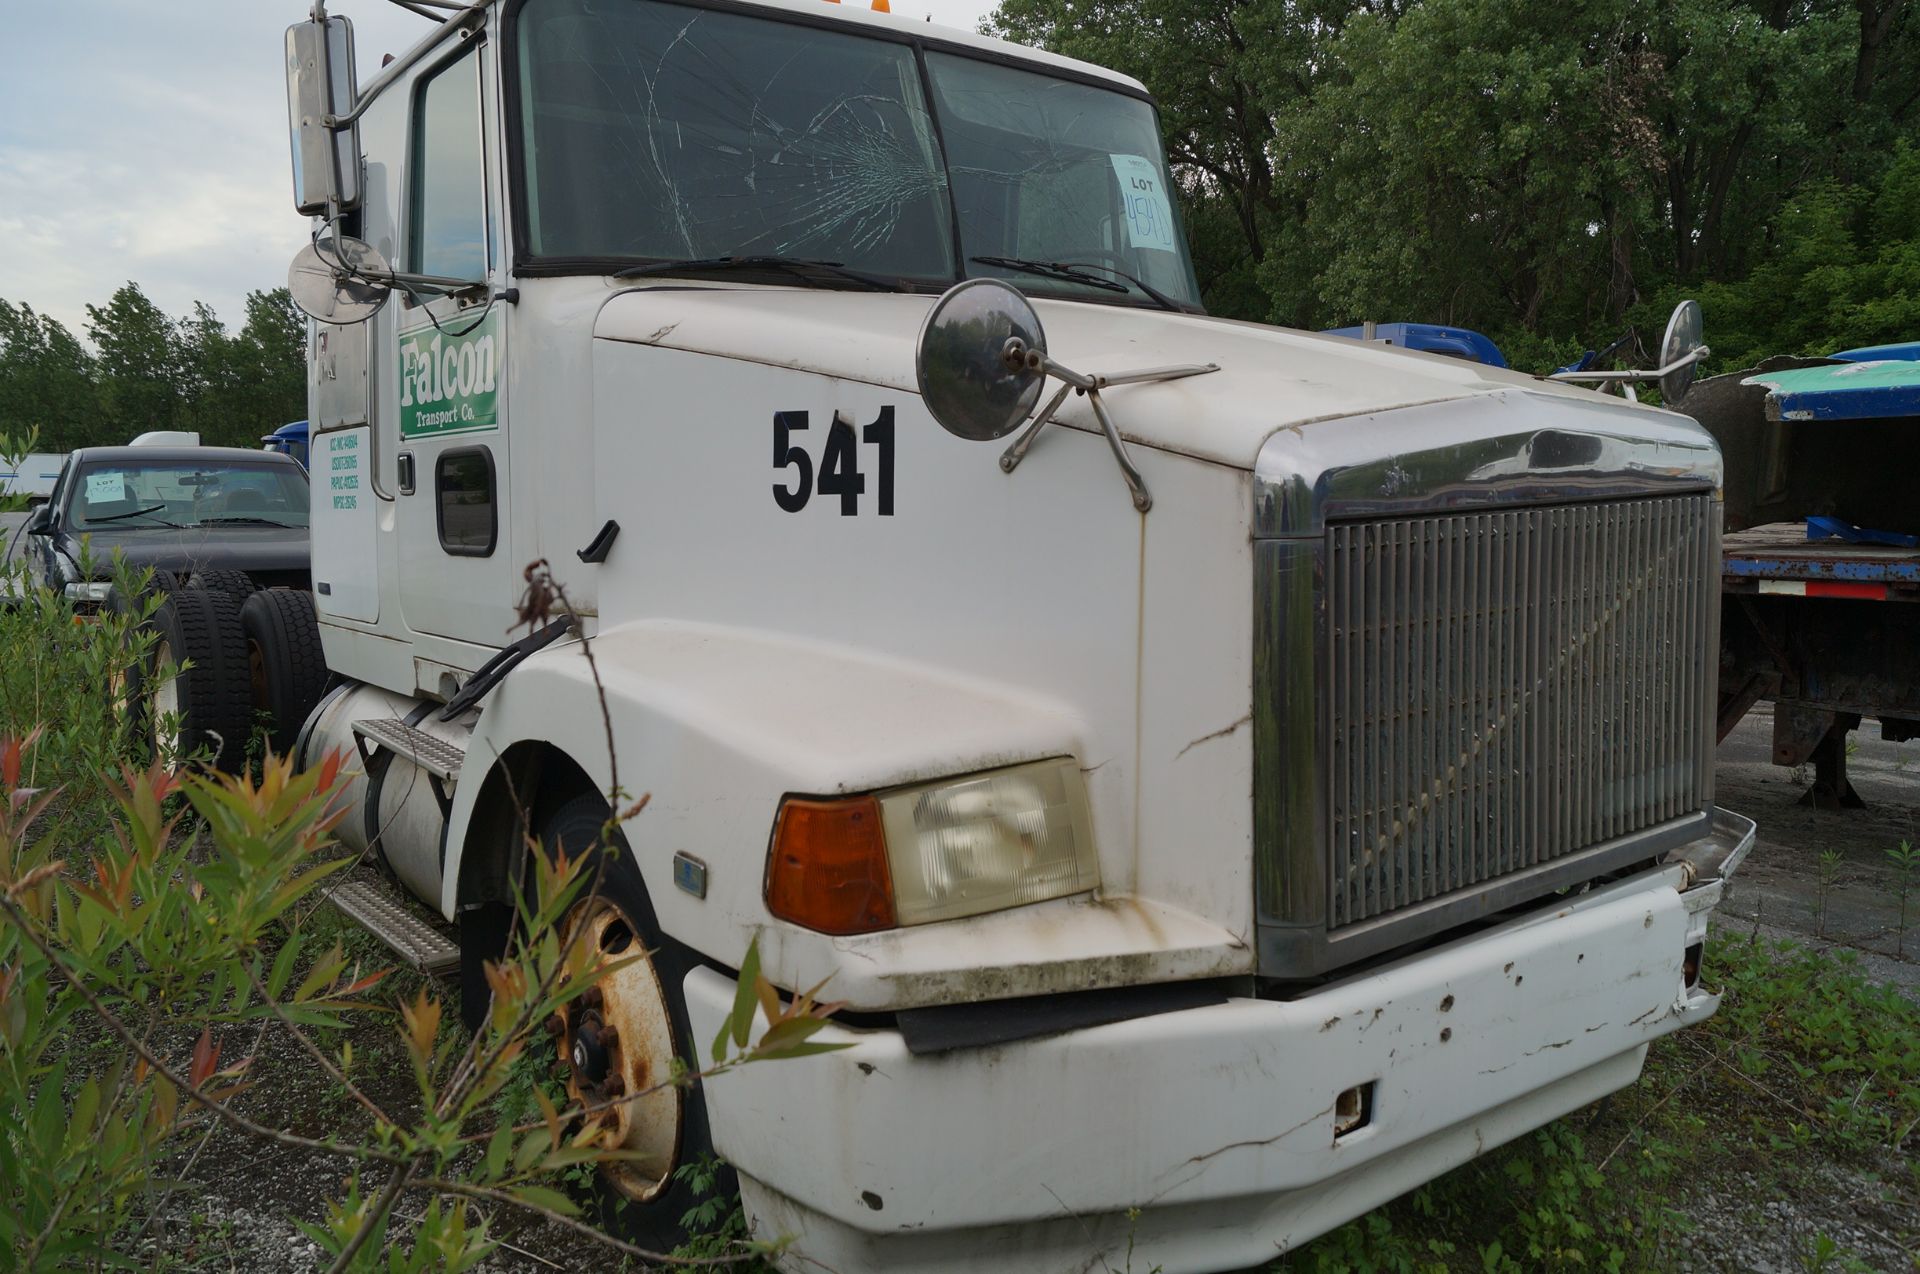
[436,447,496,556]
[410,44,488,280]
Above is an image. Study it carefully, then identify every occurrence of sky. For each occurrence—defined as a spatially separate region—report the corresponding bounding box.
[0,0,998,343]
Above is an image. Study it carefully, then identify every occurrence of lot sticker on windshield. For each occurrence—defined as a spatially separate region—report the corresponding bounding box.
[85,472,125,502]
[1109,154,1177,252]
[399,308,501,439]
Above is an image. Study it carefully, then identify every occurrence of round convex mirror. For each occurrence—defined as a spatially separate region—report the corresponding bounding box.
[1659,299,1704,404]
[915,278,1048,441]
[288,236,392,325]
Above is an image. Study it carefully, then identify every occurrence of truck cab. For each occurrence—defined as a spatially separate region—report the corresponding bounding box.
[283,2,1753,1268]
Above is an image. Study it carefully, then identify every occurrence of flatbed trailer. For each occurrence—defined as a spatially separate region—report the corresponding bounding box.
[1720,526,1920,803]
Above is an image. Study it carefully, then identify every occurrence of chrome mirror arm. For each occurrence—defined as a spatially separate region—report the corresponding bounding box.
[1549,344,1710,390]
[996,340,1219,514]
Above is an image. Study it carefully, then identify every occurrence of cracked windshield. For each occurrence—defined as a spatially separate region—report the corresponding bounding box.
[514,0,1201,308]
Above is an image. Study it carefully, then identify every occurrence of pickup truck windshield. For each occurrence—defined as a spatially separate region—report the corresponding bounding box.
[513,0,1201,309]
[68,461,310,531]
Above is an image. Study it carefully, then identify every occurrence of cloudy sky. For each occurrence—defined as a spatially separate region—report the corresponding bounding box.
[0,0,997,342]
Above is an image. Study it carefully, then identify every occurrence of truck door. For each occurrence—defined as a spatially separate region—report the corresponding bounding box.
[392,38,517,651]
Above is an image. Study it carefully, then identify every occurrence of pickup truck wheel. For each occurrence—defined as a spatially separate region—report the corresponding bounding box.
[239,589,328,758]
[145,588,252,772]
[103,570,179,742]
[538,792,725,1248]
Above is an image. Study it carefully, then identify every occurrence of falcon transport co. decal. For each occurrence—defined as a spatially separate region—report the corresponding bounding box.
[399,310,501,439]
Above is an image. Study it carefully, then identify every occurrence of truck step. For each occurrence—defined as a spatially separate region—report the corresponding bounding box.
[329,878,461,976]
[351,717,465,780]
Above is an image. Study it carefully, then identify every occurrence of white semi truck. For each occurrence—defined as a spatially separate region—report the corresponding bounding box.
[279,1,1754,1268]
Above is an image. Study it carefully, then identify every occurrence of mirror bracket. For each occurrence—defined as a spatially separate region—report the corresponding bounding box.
[997,341,1219,514]
[1547,300,1707,404]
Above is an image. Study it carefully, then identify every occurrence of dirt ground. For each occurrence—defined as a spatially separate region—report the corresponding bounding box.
[125,709,1920,1272]
[1715,702,1920,993]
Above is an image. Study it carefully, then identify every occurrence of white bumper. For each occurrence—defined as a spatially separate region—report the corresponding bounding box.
[687,812,1753,1274]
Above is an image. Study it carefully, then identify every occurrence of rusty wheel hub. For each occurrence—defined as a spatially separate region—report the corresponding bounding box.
[554,896,682,1202]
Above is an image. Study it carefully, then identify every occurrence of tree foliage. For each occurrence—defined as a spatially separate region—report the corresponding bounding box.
[988,0,1920,370]
[0,284,306,452]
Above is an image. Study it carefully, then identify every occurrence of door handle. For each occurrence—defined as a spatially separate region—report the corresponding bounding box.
[398,451,416,496]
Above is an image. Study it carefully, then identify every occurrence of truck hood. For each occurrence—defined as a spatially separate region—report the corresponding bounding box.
[595,286,1612,469]
[63,525,310,578]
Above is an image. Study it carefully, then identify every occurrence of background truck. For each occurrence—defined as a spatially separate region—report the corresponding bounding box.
[1689,346,1920,806]
[274,1,1752,1269]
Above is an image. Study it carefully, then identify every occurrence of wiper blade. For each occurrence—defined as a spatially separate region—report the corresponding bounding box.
[88,504,186,528]
[971,256,1128,294]
[1057,261,1188,314]
[613,255,909,292]
[199,516,301,528]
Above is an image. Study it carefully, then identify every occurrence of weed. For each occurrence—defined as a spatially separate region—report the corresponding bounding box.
[1815,847,1844,938]
[1889,840,1918,957]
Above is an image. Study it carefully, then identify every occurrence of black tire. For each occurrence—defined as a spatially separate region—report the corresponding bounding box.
[146,587,253,772]
[188,568,255,605]
[467,790,726,1250]
[239,589,329,759]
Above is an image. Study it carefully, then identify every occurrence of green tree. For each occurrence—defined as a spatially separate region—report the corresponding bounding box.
[0,301,101,452]
[85,283,187,438]
[987,0,1918,366]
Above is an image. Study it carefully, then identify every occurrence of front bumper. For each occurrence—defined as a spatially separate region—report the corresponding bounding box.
[688,808,1754,1274]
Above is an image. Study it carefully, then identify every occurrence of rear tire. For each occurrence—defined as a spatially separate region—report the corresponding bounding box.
[240,589,329,758]
[188,568,255,606]
[146,588,252,772]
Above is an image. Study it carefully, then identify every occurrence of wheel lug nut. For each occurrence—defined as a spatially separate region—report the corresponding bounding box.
[603,1074,625,1098]
[544,1014,566,1037]
[582,987,604,1010]
[598,1026,619,1051]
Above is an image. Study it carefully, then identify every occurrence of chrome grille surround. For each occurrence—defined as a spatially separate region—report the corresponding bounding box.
[1251,389,1724,977]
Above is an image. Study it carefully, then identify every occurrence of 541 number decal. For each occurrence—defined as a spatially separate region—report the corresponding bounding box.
[772,407,895,516]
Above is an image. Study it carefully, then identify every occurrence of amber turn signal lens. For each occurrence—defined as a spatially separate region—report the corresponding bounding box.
[765,796,897,935]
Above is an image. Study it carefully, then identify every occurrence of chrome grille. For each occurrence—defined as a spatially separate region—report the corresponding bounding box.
[1325,493,1716,929]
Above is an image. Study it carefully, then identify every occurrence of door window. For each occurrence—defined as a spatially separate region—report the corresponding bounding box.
[436,447,496,556]
[410,43,490,280]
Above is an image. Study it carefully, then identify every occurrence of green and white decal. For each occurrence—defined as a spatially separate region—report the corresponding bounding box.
[399,310,501,438]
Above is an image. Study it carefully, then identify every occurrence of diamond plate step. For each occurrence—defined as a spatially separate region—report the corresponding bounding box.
[329,879,461,976]
[351,717,465,780]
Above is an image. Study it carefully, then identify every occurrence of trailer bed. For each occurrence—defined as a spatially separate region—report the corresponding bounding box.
[1723,521,1920,601]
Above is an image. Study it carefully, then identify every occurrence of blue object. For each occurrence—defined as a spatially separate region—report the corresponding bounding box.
[1320,322,1509,369]
[1829,341,1920,363]
[261,420,310,469]
[1742,360,1920,422]
[1806,515,1920,548]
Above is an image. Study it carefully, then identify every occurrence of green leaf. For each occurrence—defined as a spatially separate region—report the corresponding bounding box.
[729,937,763,1052]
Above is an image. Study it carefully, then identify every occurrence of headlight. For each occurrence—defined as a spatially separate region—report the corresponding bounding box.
[765,758,1099,934]
[63,581,113,603]
[878,759,1098,925]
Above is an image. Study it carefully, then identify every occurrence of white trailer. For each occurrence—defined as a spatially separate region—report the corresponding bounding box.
[278,1,1753,1268]
[0,452,67,505]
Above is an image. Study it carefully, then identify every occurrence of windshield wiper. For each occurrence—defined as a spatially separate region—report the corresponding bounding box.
[970,256,1186,312]
[971,256,1127,294]
[613,255,909,293]
[87,504,186,528]
[200,516,301,529]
